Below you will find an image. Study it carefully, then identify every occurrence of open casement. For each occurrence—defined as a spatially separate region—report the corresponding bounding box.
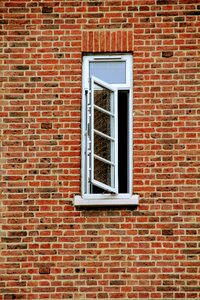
[90,76,118,194]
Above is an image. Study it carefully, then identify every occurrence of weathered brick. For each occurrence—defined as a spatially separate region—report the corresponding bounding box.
[42,6,53,14]
[39,266,50,274]
[0,0,199,299]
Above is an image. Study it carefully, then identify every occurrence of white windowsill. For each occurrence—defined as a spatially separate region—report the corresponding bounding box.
[74,194,139,207]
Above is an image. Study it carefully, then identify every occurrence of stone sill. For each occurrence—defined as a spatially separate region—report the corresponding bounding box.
[74,194,139,207]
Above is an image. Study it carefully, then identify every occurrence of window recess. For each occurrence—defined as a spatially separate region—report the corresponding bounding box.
[74,54,139,206]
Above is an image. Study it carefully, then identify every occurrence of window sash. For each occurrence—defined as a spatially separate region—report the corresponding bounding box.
[82,55,132,90]
[90,76,118,194]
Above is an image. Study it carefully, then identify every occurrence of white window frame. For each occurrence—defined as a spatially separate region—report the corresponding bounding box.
[74,54,139,206]
[91,76,118,194]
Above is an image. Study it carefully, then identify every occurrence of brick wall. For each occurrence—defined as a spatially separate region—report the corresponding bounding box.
[0,0,199,299]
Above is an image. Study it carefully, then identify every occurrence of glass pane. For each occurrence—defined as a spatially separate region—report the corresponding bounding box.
[94,158,111,186]
[94,83,112,112]
[90,61,126,84]
[94,133,111,161]
[91,77,117,193]
[94,108,111,136]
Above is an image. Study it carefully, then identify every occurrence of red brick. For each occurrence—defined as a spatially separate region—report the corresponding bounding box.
[0,1,199,299]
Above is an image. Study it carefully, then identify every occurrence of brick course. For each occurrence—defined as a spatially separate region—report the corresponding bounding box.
[0,0,199,299]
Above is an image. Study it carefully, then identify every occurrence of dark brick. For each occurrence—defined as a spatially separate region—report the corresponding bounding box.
[42,6,53,13]
[16,65,29,70]
[75,268,85,273]
[0,20,8,24]
[110,280,125,285]
[41,123,52,129]
[162,51,173,58]
[31,77,41,82]
[162,229,174,235]
[87,1,103,6]
[157,0,177,4]
[186,11,200,16]
[174,17,184,21]
[39,267,50,274]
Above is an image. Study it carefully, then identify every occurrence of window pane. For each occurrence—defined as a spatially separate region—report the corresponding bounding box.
[94,133,111,161]
[94,108,111,136]
[94,84,112,112]
[90,61,126,84]
[94,158,111,186]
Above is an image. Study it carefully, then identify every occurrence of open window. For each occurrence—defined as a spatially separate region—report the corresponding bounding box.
[74,54,139,206]
[91,76,118,194]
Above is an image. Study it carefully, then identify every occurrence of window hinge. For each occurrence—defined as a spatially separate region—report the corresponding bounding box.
[87,123,90,135]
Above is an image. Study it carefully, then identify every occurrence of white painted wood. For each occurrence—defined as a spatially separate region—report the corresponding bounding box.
[82,54,134,200]
[90,76,118,194]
